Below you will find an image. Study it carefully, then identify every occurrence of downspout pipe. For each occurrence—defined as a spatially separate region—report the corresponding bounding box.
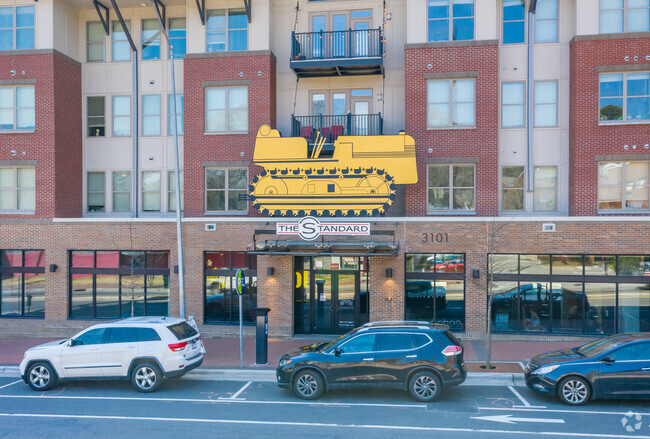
[527,0,537,192]
[109,0,139,217]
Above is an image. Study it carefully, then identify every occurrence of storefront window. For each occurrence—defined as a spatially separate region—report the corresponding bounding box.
[204,251,257,324]
[0,249,45,318]
[550,282,584,333]
[490,281,518,331]
[520,254,550,275]
[585,255,616,276]
[585,283,616,335]
[405,253,465,331]
[551,255,583,275]
[69,250,170,319]
[618,283,650,333]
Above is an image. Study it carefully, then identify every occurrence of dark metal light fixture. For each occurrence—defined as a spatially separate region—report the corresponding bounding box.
[386,268,393,278]
[49,264,57,273]
[472,269,480,279]
[267,267,275,276]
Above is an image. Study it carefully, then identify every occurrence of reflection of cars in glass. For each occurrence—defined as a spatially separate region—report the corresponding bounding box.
[205,280,257,321]
[277,321,466,402]
[525,334,650,405]
[491,284,589,331]
[406,280,447,311]
[435,260,465,273]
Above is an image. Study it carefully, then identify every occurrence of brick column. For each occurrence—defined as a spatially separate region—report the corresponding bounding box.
[257,255,293,337]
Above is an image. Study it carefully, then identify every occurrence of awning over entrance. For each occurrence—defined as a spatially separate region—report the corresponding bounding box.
[248,239,398,256]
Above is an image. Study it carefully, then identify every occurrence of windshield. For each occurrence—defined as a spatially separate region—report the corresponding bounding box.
[576,335,630,358]
[319,332,353,352]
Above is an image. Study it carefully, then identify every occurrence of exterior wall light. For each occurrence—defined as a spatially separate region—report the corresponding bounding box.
[267,267,275,276]
[385,268,393,278]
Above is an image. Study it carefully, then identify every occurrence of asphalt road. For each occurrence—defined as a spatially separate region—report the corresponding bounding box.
[0,376,649,438]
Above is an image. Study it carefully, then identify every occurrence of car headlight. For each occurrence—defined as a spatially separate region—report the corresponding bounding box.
[531,365,559,375]
[279,358,292,367]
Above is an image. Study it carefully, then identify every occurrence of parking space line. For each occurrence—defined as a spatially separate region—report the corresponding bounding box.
[0,394,425,409]
[218,381,252,401]
[0,380,22,390]
[478,406,650,417]
[508,386,546,409]
[0,412,649,438]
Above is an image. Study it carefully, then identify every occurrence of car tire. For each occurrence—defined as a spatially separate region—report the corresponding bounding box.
[408,371,442,402]
[557,376,591,406]
[26,361,57,391]
[131,362,163,393]
[293,369,324,400]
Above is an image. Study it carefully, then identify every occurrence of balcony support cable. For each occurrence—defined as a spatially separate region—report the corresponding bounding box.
[194,0,205,25]
[243,0,251,23]
[92,0,110,35]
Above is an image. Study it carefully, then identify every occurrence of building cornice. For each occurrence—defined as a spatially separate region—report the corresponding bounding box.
[570,31,650,46]
[405,40,499,50]
[0,49,81,67]
[184,50,276,62]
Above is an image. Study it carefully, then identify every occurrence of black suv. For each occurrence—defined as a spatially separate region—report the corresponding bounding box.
[276,321,466,402]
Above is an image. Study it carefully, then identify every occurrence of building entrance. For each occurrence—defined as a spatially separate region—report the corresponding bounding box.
[294,256,369,335]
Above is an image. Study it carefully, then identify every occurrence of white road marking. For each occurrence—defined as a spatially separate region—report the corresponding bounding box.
[472,414,565,424]
[517,362,526,371]
[507,385,547,409]
[0,394,425,409]
[0,380,22,390]
[0,413,646,438]
[478,406,650,417]
[218,381,252,400]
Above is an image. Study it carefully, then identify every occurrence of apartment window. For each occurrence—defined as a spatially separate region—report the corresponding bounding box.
[70,250,170,319]
[427,0,474,42]
[142,95,160,136]
[168,94,184,135]
[87,21,105,62]
[205,168,248,212]
[427,165,475,211]
[0,167,35,212]
[1,250,45,318]
[535,0,558,42]
[0,86,35,131]
[87,97,105,137]
[87,172,105,212]
[426,79,475,128]
[142,19,161,60]
[205,87,248,133]
[502,82,525,127]
[112,20,131,61]
[534,81,558,126]
[112,171,131,212]
[503,0,525,44]
[600,0,650,33]
[534,166,557,212]
[169,17,186,58]
[168,171,184,212]
[599,73,650,122]
[112,96,131,137]
[141,171,160,212]
[598,161,649,211]
[206,9,248,52]
[0,6,34,51]
[502,166,525,211]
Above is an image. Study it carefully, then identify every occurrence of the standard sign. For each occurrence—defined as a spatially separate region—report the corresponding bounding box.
[277,216,370,241]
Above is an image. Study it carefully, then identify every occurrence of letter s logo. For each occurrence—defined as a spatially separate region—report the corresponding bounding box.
[298,216,320,241]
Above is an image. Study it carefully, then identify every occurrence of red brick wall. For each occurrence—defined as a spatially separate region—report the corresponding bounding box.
[0,51,81,219]
[569,35,650,216]
[183,52,276,217]
[404,42,499,217]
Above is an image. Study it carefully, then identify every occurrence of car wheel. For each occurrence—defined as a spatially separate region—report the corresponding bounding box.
[131,362,163,393]
[27,362,57,391]
[293,370,324,400]
[558,376,591,406]
[409,371,442,402]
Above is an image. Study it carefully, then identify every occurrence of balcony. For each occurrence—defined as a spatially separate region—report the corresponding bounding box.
[291,113,383,145]
[290,28,384,78]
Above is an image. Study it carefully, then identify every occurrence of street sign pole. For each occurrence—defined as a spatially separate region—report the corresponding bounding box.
[236,269,244,369]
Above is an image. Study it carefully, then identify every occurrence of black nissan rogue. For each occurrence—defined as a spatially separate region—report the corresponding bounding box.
[276,321,466,402]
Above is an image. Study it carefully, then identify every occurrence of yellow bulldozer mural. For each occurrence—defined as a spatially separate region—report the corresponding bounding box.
[249,125,418,216]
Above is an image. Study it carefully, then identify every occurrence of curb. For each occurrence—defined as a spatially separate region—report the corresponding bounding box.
[0,366,524,387]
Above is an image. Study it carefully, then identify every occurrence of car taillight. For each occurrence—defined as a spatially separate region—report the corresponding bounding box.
[168,341,188,352]
[442,345,462,356]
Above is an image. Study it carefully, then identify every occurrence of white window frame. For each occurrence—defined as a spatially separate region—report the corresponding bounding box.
[426,0,475,42]
[112,170,131,213]
[600,0,650,34]
[534,0,559,43]
[111,20,131,62]
[599,72,650,124]
[502,81,526,128]
[0,5,35,51]
[205,167,249,213]
[168,94,184,136]
[168,17,187,59]
[501,166,526,212]
[426,78,476,129]
[534,80,558,127]
[86,171,106,213]
[141,18,161,61]
[87,96,105,137]
[142,95,161,137]
[598,161,650,212]
[86,21,105,62]
[112,95,131,137]
[206,8,249,52]
[205,86,249,134]
[168,170,184,212]
[426,164,476,213]
[0,167,35,213]
[0,85,35,132]
[533,166,558,212]
[503,0,526,44]
[141,170,161,213]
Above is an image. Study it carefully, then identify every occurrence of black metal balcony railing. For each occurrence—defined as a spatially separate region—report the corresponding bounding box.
[291,113,383,144]
[291,28,383,62]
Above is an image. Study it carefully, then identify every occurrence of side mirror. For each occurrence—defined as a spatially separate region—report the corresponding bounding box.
[67,339,73,347]
[602,355,615,363]
[334,347,341,357]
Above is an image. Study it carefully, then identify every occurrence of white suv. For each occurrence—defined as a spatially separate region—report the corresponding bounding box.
[19,317,204,393]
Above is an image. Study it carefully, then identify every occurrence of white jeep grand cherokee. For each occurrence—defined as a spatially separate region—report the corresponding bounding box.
[19,317,204,393]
